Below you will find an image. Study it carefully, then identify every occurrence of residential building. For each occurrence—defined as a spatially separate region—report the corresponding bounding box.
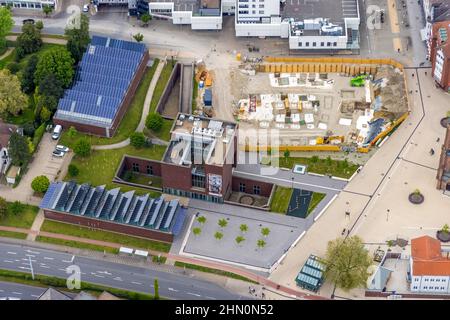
[0,122,19,176]
[53,36,150,137]
[436,125,450,191]
[429,21,450,91]
[409,236,450,294]
[39,181,187,242]
[0,0,57,10]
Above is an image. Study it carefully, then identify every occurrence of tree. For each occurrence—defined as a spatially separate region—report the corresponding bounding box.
[235,236,245,246]
[35,20,44,31]
[35,47,75,88]
[17,22,42,56]
[38,73,64,101]
[197,215,206,225]
[133,33,144,43]
[218,218,228,229]
[31,175,50,193]
[22,122,35,137]
[6,62,20,74]
[0,7,14,51]
[261,227,270,238]
[214,231,223,241]
[40,107,51,122]
[21,55,39,94]
[146,113,163,132]
[257,239,266,249]
[130,132,146,148]
[323,236,372,291]
[65,13,90,64]
[9,132,30,166]
[0,69,28,116]
[68,164,79,177]
[193,227,201,236]
[140,13,151,27]
[67,126,77,139]
[0,197,7,220]
[42,5,53,17]
[74,137,91,157]
[154,278,159,300]
[239,224,248,233]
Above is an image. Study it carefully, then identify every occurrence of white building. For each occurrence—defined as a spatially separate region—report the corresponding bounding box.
[0,0,57,10]
[409,236,450,294]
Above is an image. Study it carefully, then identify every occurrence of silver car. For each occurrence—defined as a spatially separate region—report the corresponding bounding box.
[56,145,69,153]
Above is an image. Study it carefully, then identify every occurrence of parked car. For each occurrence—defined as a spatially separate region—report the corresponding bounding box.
[83,4,89,12]
[52,150,65,158]
[56,145,69,153]
[52,125,62,140]
[22,19,35,25]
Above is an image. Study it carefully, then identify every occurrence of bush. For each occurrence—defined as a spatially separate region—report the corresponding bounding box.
[32,123,46,147]
[0,197,7,220]
[311,155,319,163]
[68,164,79,177]
[123,171,133,181]
[145,113,163,132]
[31,175,50,193]
[73,137,91,157]
[22,122,36,137]
[9,201,24,215]
[6,62,20,74]
[130,132,146,148]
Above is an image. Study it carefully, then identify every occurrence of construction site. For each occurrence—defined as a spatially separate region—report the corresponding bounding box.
[191,56,410,157]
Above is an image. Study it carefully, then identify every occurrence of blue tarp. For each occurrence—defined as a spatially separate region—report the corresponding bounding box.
[203,89,212,106]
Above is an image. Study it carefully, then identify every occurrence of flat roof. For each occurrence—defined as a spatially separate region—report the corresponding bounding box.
[281,0,359,22]
[151,0,221,13]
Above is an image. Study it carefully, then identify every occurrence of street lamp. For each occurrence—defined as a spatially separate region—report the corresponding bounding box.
[386,209,390,222]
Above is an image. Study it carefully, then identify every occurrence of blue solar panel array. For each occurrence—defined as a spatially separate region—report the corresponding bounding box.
[54,36,146,128]
[40,182,186,236]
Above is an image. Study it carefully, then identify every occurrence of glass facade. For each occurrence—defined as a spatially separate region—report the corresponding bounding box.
[164,187,222,203]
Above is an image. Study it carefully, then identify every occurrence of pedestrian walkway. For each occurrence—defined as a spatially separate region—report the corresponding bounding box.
[0,223,325,300]
[26,209,45,242]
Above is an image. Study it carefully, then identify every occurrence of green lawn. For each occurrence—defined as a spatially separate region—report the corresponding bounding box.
[174,262,258,284]
[41,220,172,253]
[0,203,39,229]
[307,192,326,215]
[123,171,162,188]
[66,144,165,196]
[59,59,160,147]
[149,61,176,113]
[0,230,28,239]
[36,236,119,254]
[270,186,293,214]
[145,118,173,142]
[265,156,359,179]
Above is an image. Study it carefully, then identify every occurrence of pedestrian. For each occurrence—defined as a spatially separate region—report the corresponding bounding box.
[437,137,440,143]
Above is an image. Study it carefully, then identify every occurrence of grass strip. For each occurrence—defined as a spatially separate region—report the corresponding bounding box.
[36,236,119,254]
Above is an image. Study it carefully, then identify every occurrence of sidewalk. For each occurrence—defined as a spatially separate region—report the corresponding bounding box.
[0,224,325,300]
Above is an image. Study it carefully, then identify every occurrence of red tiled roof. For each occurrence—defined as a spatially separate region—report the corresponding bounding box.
[411,236,450,276]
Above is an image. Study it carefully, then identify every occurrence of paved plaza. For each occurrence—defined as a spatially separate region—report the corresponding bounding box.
[180,201,305,272]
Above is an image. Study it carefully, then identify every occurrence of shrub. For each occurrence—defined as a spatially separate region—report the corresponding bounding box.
[31,175,50,193]
[32,123,46,147]
[22,122,36,137]
[311,155,319,163]
[68,164,79,177]
[130,132,146,148]
[145,113,163,132]
[10,201,24,215]
[6,62,20,74]
[122,171,133,181]
[0,197,7,220]
[74,137,91,157]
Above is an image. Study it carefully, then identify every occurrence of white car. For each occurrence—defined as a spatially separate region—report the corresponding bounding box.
[82,4,89,12]
[56,145,69,153]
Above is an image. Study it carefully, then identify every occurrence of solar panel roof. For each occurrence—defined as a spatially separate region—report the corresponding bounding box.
[54,36,147,128]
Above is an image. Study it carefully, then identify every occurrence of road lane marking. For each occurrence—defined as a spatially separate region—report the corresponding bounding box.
[26,250,40,255]
[113,277,123,281]
[7,252,17,255]
[186,292,201,297]
[18,266,31,270]
[58,268,67,272]
[12,292,22,295]
[40,265,50,269]
[43,257,54,260]
[94,274,105,278]
[25,254,35,258]
[0,290,3,292]
[31,295,40,298]
[168,288,178,292]
[205,296,216,300]
[97,271,112,275]
[131,281,142,285]
[3,260,14,263]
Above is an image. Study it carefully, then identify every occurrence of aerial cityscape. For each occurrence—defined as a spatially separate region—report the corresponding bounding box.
[0,0,449,307]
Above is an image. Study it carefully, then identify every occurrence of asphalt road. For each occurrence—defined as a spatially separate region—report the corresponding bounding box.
[0,281,46,300]
[0,242,247,300]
